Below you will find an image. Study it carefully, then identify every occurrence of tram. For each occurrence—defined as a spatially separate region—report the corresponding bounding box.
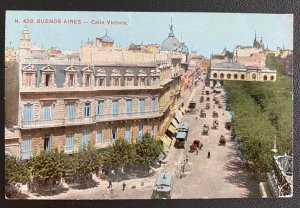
[151,173,174,199]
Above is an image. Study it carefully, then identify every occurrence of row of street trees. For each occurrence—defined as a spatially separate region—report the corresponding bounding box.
[5,134,163,190]
[223,55,292,180]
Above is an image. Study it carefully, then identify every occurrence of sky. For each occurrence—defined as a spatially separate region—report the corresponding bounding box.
[5,11,293,58]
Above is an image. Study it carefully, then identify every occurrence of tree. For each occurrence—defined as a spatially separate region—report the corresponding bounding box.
[26,148,65,185]
[135,134,163,164]
[101,138,136,171]
[5,155,29,185]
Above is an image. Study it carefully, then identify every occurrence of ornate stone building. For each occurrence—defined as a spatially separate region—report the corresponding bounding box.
[5,27,188,159]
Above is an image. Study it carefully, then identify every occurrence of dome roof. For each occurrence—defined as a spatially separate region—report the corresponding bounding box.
[161,24,188,53]
[100,34,113,43]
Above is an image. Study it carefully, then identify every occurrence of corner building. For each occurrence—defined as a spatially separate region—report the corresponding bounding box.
[6,27,188,159]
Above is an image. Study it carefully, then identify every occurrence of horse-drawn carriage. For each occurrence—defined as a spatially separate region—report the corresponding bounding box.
[212,119,219,129]
[225,121,232,130]
[200,109,206,118]
[219,135,226,146]
[212,111,218,118]
[200,96,204,103]
[190,139,203,152]
[202,124,209,135]
[188,99,197,109]
[206,103,210,110]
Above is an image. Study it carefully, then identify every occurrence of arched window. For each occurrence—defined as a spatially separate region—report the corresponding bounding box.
[252,74,256,80]
[270,76,274,80]
[263,75,268,80]
[227,74,231,79]
[220,73,224,79]
[241,74,245,80]
[234,74,238,79]
[213,73,217,78]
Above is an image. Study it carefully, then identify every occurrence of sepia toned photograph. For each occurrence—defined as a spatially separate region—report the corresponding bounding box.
[4,11,293,200]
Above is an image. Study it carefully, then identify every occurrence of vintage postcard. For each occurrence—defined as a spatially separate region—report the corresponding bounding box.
[4,11,293,199]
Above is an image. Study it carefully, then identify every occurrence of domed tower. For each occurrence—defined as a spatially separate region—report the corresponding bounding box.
[160,20,183,52]
[19,28,31,60]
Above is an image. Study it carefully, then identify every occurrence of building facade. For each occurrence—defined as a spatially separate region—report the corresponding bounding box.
[209,63,277,86]
[5,27,189,159]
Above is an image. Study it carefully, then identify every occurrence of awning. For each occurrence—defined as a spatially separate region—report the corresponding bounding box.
[180,107,186,114]
[167,125,177,134]
[171,118,179,129]
[175,113,182,124]
[161,135,172,147]
[176,110,183,119]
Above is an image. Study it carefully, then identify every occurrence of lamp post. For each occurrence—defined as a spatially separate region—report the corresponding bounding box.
[271,135,278,155]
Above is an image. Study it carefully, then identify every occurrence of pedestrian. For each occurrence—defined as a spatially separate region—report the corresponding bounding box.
[186,156,189,164]
[196,149,199,155]
[122,182,126,191]
[208,151,211,159]
[223,111,225,116]
[108,179,112,188]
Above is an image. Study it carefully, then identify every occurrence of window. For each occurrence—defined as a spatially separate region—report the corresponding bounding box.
[44,134,52,153]
[125,126,131,141]
[23,104,33,126]
[21,136,32,160]
[151,97,156,112]
[234,74,238,79]
[42,105,52,123]
[97,100,104,120]
[99,78,105,87]
[111,128,118,142]
[139,98,145,115]
[152,77,157,85]
[84,102,91,118]
[252,74,256,80]
[69,74,75,87]
[65,133,73,154]
[112,100,118,117]
[126,99,132,116]
[82,130,89,149]
[227,74,231,79]
[25,74,33,87]
[96,130,103,144]
[264,75,268,80]
[45,74,51,87]
[140,78,145,86]
[241,74,245,79]
[220,73,224,79]
[213,73,217,78]
[271,76,274,80]
[115,78,120,86]
[86,74,91,87]
[151,126,156,139]
[138,126,144,141]
[66,104,75,121]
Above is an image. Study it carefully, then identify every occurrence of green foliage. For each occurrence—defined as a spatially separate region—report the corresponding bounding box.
[74,143,102,175]
[224,64,292,177]
[5,155,30,185]
[101,138,136,169]
[135,134,163,163]
[26,148,65,184]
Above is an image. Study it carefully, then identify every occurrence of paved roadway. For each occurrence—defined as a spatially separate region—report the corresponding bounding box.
[170,79,260,198]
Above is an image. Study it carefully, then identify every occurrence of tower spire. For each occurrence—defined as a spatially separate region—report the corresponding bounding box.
[168,17,174,37]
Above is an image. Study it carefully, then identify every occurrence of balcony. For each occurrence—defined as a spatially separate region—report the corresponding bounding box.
[21,111,163,129]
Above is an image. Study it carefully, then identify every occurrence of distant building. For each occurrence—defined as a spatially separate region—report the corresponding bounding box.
[209,62,277,86]
[129,43,160,54]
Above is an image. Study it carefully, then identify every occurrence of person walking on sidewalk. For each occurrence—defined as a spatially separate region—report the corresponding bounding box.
[122,182,126,191]
[208,151,211,158]
[108,180,112,188]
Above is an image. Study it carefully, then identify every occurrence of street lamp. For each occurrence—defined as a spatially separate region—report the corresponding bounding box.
[271,135,278,155]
